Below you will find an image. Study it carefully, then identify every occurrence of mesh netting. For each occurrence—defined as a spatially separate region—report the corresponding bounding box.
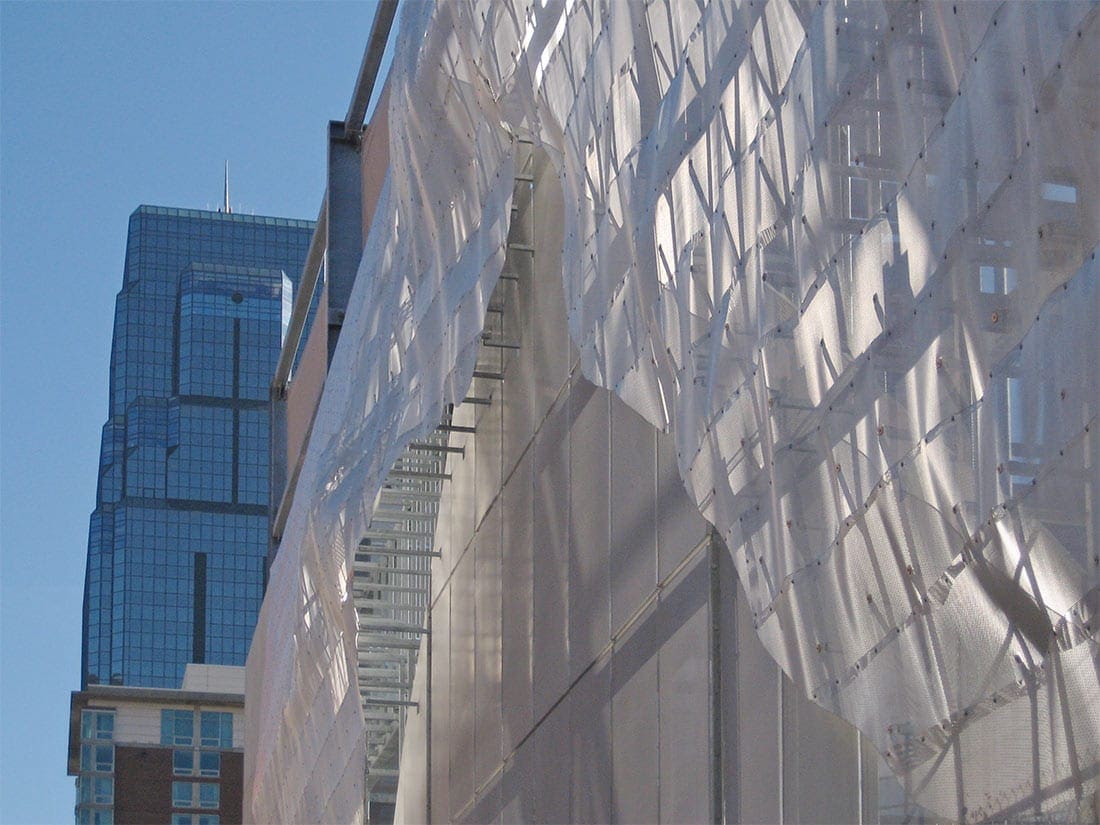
[247,2,1099,822]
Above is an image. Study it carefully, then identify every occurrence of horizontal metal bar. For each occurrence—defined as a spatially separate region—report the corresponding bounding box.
[471,370,504,381]
[361,530,435,542]
[358,619,429,635]
[357,652,414,664]
[354,554,432,567]
[343,0,398,134]
[360,611,427,625]
[362,528,436,541]
[362,515,434,528]
[360,519,429,532]
[354,550,435,563]
[360,624,429,638]
[508,242,535,253]
[357,639,422,650]
[360,686,413,699]
[386,469,452,480]
[357,659,412,671]
[461,396,492,406]
[390,457,444,468]
[358,665,404,676]
[377,484,443,498]
[353,564,432,577]
[363,514,433,527]
[387,459,446,470]
[362,699,420,708]
[370,505,438,517]
[408,441,466,453]
[359,679,413,690]
[367,509,437,522]
[352,582,429,595]
[360,686,404,699]
[388,458,445,469]
[481,338,520,349]
[378,489,440,502]
[437,423,475,434]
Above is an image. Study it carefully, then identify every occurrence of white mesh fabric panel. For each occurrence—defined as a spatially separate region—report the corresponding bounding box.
[248,1,1100,821]
[245,2,516,817]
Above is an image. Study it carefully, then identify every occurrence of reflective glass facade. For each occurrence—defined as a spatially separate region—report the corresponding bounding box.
[82,206,313,688]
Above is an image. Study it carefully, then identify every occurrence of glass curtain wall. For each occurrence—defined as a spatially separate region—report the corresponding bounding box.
[82,207,312,689]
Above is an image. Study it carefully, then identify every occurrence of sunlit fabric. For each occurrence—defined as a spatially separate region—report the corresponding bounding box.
[246,1,1100,822]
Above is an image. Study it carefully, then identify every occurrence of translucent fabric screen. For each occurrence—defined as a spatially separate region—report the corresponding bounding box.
[246,2,1099,822]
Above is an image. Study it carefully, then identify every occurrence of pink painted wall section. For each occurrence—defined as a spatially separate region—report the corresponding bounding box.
[283,280,329,507]
[360,84,390,239]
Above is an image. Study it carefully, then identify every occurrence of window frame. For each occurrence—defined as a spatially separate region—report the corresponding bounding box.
[173,749,195,776]
[172,781,193,808]
[198,750,220,778]
[81,743,115,773]
[198,711,233,748]
[81,709,115,742]
[172,780,219,811]
[162,709,195,746]
[198,782,220,810]
[79,775,113,805]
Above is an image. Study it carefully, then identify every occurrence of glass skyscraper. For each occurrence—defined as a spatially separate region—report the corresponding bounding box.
[82,205,314,689]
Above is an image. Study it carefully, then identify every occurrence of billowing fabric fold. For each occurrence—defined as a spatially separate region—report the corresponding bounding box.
[247,1,1100,821]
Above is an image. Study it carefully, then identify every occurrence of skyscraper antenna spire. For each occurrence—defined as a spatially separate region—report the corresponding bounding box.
[223,161,232,214]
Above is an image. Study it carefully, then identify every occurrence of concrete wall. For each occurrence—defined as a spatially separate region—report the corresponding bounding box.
[393,152,879,823]
[181,664,246,694]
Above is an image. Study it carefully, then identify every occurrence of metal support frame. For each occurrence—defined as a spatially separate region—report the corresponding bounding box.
[363,698,420,709]
[355,415,449,807]
[343,0,398,139]
[358,547,442,559]
[436,423,476,434]
[409,441,467,453]
[356,146,537,817]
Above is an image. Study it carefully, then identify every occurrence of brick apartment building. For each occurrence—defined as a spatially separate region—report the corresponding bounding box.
[68,664,244,824]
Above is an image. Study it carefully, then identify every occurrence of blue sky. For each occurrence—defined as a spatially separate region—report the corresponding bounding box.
[0,3,385,820]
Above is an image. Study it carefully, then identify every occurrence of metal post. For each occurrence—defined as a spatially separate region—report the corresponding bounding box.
[708,527,725,824]
[778,656,785,825]
[425,602,433,823]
